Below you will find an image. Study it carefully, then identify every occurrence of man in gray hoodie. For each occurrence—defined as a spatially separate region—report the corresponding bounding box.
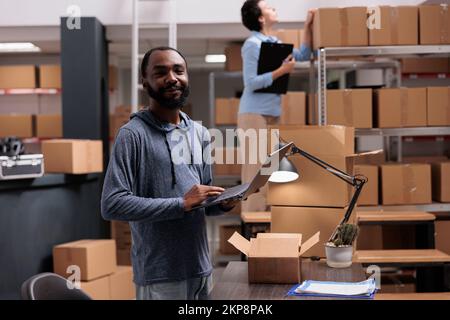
[101,47,236,300]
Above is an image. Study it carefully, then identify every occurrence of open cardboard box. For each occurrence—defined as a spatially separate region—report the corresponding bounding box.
[228,231,320,284]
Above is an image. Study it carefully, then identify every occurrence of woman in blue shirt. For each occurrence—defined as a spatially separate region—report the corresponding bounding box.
[238,0,314,211]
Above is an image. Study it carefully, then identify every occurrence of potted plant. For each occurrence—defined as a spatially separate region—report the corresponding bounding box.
[325,223,359,268]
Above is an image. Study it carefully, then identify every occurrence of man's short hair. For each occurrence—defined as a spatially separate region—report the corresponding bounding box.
[241,0,262,32]
[140,46,188,78]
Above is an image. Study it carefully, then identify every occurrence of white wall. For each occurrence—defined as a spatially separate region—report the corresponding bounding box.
[0,0,424,27]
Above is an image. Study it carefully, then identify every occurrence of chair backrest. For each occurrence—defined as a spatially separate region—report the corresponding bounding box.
[21,272,92,300]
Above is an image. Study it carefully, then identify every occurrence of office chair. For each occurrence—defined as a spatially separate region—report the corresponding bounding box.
[21,272,92,300]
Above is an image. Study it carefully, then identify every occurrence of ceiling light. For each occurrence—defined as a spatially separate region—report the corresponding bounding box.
[0,42,41,53]
[205,54,226,63]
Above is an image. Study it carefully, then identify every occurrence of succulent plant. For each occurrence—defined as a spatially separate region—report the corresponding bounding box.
[331,223,359,247]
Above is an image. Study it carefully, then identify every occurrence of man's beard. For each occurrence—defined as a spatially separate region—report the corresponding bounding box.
[146,83,190,110]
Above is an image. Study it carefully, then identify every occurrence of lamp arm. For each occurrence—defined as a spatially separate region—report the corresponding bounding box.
[288,144,367,243]
[291,146,357,186]
[328,178,366,243]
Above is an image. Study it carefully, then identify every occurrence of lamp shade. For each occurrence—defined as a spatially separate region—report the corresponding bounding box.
[268,156,299,183]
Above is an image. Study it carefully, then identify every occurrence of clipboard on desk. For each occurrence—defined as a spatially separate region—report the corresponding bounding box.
[254,42,293,94]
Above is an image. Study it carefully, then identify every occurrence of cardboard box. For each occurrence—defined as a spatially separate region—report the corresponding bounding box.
[313,7,368,49]
[435,220,450,255]
[354,164,378,205]
[0,65,36,89]
[117,248,132,266]
[427,87,450,126]
[280,91,306,125]
[374,88,427,128]
[111,221,131,240]
[419,5,450,45]
[401,58,450,74]
[53,239,117,281]
[114,234,132,251]
[219,225,241,255]
[369,6,418,45]
[271,206,352,257]
[431,162,450,202]
[39,65,61,89]
[0,114,34,138]
[42,139,103,174]
[215,98,239,125]
[273,29,301,48]
[268,154,355,207]
[80,275,110,300]
[109,65,118,90]
[224,44,242,72]
[213,147,241,176]
[228,231,320,284]
[267,125,354,156]
[109,266,135,300]
[353,149,385,165]
[325,89,372,128]
[380,163,432,205]
[35,114,62,138]
[110,113,130,138]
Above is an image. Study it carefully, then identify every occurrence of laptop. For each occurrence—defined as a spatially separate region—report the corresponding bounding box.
[188,142,293,211]
[254,42,294,94]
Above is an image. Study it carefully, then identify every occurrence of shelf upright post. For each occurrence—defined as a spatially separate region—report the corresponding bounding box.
[317,48,327,126]
[209,72,216,129]
[309,57,316,124]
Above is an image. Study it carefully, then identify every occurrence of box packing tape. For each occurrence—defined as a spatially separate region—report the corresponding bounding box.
[400,88,409,126]
[343,89,354,126]
[340,9,349,46]
[390,7,399,45]
[402,165,416,204]
[440,4,449,44]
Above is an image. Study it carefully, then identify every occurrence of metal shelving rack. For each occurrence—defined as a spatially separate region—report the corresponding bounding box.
[315,45,450,125]
[313,45,450,213]
[209,59,401,129]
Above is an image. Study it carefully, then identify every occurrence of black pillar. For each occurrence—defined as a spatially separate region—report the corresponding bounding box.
[60,17,110,167]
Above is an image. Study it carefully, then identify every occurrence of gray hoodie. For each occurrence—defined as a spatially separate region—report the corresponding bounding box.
[101,109,226,286]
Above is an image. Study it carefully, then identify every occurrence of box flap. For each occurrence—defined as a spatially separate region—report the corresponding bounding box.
[251,237,300,258]
[227,232,250,256]
[352,149,385,165]
[299,231,321,256]
[256,233,302,248]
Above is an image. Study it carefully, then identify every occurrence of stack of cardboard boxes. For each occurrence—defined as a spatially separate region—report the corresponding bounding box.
[267,125,358,257]
[110,106,132,140]
[215,92,306,127]
[280,91,306,125]
[0,114,62,138]
[111,221,132,266]
[308,86,450,128]
[53,239,135,300]
[312,5,450,49]
[215,98,239,126]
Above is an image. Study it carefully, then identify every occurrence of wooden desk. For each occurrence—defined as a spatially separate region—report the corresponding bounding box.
[210,260,367,300]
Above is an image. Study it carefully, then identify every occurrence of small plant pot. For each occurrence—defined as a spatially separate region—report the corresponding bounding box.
[325,243,353,268]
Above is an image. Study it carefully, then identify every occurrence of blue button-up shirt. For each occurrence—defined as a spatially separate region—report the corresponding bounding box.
[239,31,311,117]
